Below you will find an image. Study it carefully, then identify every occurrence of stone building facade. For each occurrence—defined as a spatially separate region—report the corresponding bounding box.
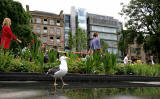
[128,40,146,63]
[26,5,64,51]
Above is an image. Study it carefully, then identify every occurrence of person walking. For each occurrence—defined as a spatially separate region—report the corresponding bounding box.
[44,49,49,63]
[147,55,155,65]
[123,54,129,64]
[88,32,101,55]
[1,18,21,50]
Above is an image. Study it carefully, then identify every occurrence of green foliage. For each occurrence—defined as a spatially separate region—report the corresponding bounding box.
[118,29,138,57]
[83,56,95,74]
[102,52,118,74]
[64,87,160,98]
[0,50,40,72]
[67,52,117,74]
[67,52,99,74]
[100,40,109,53]
[29,40,44,72]
[1,41,160,76]
[120,0,160,62]
[7,58,38,72]
[73,28,87,52]
[67,30,74,50]
[48,50,58,63]
[67,52,83,73]
[0,0,39,53]
[0,45,61,73]
[115,64,160,76]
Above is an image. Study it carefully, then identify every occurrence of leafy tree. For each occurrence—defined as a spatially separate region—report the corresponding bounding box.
[67,30,73,50]
[73,28,87,52]
[118,29,139,56]
[0,0,39,53]
[100,39,108,53]
[120,0,160,62]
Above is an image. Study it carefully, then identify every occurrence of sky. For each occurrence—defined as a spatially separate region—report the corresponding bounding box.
[14,0,130,26]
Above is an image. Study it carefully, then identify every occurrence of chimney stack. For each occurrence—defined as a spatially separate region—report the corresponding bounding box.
[26,5,29,11]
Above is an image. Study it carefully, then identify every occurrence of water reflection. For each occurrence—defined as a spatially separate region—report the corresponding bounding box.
[48,85,70,99]
[103,96,142,99]
[63,88,160,99]
[0,81,160,99]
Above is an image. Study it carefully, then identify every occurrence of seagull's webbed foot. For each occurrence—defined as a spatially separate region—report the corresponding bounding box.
[61,77,68,86]
[63,83,68,85]
[54,82,58,86]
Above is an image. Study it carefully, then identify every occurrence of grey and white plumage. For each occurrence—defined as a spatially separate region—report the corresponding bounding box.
[47,66,60,76]
[47,56,69,85]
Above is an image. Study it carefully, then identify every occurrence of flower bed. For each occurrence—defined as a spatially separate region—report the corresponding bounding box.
[0,48,160,77]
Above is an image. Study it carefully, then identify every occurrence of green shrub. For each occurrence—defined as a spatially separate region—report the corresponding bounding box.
[83,56,95,74]
[48,50,57,63]
[1,46,160,77]
[102,52,118,74]
[115,64,160,76]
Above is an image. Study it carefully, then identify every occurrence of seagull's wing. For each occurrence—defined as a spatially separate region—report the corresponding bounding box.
[47,66,60,75]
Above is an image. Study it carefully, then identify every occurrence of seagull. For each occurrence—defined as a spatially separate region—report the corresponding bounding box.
[47,56,69,86]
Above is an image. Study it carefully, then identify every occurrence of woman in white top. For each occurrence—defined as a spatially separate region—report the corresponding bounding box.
[123,54,129,64]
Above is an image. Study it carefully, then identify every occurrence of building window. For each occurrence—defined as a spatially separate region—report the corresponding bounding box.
[65,30,69,34]
[91,26,117,33]
[107,48,112,53]
[65,23,70,27]
[56,37,60,44]
[50,19,54,25]
[98,33,117,40]
[43,36,47,43]
[65,34,68,37]
[43,19,48,24]
[65,15,70,20]
[107,48,118,54]
[104,41,117,47]
[49,37,54,43]
[50,27,54,34]
[56,28,61,35]
[113,48,118,54]
[65,39,68,46]
[136,48,141,55]
[130,47,135,54]
[57,20,60,26]
[36,26,41,33]
[36,18,41,24]
[31,17,35,23]
[31,25,34,30]
[43,27,47,33]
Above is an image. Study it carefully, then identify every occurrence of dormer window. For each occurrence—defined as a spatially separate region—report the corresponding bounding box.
[44,19,48,24]
[57,20,60,26]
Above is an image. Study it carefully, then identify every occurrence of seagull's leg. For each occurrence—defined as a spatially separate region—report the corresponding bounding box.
[54,84,57,92]
[61,77,68,85]
[54,77,58,86]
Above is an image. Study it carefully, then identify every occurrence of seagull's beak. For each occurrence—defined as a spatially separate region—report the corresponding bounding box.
[66,57,70,60]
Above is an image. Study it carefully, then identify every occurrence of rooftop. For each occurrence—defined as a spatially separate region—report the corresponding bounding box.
[30,10,59,17]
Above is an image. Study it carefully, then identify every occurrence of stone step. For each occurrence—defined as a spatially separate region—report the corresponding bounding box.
[0,72,160,81]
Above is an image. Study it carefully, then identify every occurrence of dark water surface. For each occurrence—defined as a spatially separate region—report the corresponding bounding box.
[0,81,160,99]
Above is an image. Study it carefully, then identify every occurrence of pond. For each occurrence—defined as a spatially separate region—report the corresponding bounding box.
[0,81,160,99]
